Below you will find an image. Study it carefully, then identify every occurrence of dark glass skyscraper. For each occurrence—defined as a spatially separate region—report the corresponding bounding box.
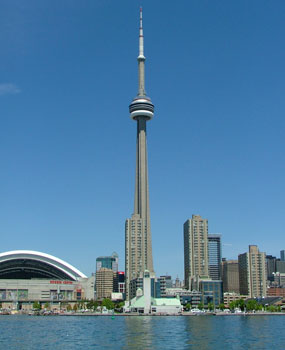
[208,234,222,280]
[96,252,118,272]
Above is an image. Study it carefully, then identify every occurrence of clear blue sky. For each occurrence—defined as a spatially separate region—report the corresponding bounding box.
[1,0,284,279]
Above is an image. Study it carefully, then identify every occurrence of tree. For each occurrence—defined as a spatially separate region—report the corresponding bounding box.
[229,301,236,311]
[114,301,125,312]
[246,299,259,311]
[66,304,72,311]
[44,302,49,309]
[184,303,191,311]
[102,298,114,310]
[117,301,125,309]
[267,305,277,312]
[86,301,93,310]
[78,300,86,310]
[33,301,41,310]
[73,304,78,311]
[232,299,245,311]
[86,300,99,311]
[197,302,204,310]
[208,302,214,311]
[257,303,263,311]
[219,303,225,311]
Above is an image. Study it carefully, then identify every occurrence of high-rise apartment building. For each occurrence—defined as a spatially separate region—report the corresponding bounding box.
[238,245,267,298]
[281,250,285,262]
[221,259,240,293]
[208,234,222,280]
[184,215,209,290]
[125,9,155,299]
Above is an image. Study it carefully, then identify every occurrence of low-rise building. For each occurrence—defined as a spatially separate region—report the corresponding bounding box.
[267,287,285,297]
[124,271,183,315]
[0,250,95,310]
[199,280,223,308]
[165,288,202,308]
[223,292,248,308]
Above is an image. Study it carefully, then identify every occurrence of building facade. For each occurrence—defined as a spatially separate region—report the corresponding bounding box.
[117,271,126,295]
[271,272,285,287]
[276,260,285,273]
[238,245,267,298]
[124,270,183,315]
[184,215,209,290]
[95,267,114,300]
[125,9,155,299]
[96,252,118,273]
[221,259,240,293]
[267,287,285,297]
[158,275,172,297]
[223,293,248,308]
[266,255,277,281]
[208,234,222,280]
[199,280,223,308]
[0,250,95,309]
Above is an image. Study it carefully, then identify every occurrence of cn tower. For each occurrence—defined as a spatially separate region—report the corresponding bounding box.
[125,8,154,299]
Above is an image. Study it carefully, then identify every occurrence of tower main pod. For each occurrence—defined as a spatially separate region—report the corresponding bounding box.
[125,9,154,300]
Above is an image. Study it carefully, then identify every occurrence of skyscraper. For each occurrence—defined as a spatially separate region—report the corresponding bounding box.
[95,252,119,297]
[266,255,277,281]
[96,252,119,272]
[208,234,222,280]
[221,259,240,293]
[281,250,285,262]
[238,245,267,298]
[184,215,209,290]
[125,9,154,300]
[95,267,114,300]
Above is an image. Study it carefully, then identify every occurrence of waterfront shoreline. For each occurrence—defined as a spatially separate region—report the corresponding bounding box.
[1,312,285,317]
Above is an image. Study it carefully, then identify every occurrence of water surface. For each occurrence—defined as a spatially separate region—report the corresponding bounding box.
[0,315,284,349]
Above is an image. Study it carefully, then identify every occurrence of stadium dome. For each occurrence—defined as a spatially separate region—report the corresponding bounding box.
[0,250,87,281]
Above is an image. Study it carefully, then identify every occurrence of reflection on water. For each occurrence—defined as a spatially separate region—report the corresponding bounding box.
[123,316,153,349]
[123,316,187,349]
[0,315,284,350]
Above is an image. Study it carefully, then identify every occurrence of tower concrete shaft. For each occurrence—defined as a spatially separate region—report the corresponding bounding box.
[125,8,154,300]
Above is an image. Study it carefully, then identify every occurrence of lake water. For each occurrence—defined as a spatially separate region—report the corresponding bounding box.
[0,315,284,349]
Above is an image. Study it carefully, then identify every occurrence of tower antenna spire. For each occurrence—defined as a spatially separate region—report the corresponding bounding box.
[138,7,146,96]
[139,7,144,58]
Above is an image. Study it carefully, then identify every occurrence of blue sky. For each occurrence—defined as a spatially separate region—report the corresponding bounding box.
[1,0,284,279]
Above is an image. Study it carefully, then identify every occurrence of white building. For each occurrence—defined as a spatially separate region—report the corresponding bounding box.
[124,270,183,315]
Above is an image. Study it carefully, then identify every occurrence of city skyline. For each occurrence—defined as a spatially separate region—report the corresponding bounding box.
[1,1,284,279]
